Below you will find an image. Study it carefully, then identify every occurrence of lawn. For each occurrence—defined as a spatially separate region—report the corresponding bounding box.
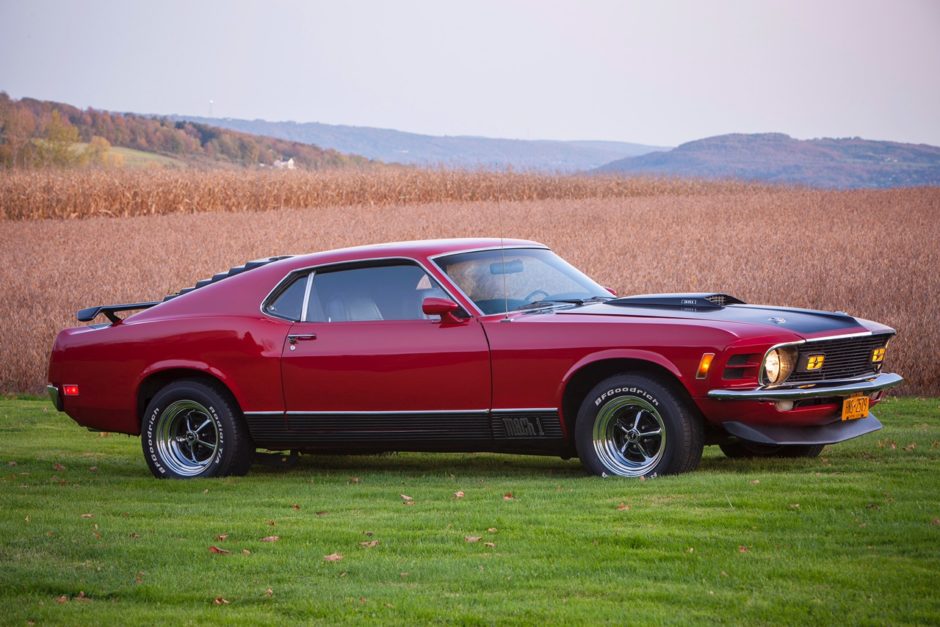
[1,396,938,625]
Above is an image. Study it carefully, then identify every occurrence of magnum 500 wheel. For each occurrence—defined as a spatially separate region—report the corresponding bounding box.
[142,380,254,479]
[575,374,703,478]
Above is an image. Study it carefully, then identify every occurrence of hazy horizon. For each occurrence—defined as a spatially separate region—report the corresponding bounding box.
[1,0,938,147]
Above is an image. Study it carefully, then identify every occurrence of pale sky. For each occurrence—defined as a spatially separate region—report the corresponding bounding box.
[1,0,938,146]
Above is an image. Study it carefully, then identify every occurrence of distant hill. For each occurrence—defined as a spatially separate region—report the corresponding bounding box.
[0,94,370,169]
[174,116,667,172]
[593,133,940,188]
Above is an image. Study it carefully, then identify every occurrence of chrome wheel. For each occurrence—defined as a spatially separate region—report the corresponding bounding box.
[154,400,219,476]
[592,396,666,476]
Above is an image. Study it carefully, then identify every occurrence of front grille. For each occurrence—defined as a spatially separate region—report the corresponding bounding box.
[787,333,892,383]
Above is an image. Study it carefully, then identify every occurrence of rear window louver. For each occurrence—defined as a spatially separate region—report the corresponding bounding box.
[163,256,294,302]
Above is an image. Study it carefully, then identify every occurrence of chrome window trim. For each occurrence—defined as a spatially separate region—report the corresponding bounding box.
[259,255,471,323]
[300,271,315,322]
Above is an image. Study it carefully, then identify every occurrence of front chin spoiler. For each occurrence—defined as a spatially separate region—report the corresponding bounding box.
[722,414,882,446]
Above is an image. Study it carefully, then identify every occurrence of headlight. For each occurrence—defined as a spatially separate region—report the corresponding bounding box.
[762,347,797,386]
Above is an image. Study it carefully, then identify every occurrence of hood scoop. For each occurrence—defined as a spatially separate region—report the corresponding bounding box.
[608,293,746,310]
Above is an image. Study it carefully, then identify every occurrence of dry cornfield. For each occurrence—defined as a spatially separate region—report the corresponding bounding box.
[0,168,763,219]
[0,171,938,396]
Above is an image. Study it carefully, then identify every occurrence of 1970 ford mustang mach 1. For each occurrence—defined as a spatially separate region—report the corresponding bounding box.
[47,238,902,479]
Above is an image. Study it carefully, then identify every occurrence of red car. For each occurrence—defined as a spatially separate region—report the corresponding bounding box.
[47,238,902,479]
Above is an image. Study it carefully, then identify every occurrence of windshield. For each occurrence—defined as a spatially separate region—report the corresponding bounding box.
[435,248,611,315]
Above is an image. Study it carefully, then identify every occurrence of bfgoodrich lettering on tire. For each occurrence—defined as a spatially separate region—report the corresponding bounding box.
[575,374,703,477]
[142,379,254,479]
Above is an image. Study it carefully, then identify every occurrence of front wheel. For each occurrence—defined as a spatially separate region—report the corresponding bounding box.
[142,380,254,479]
[575,374,704,477]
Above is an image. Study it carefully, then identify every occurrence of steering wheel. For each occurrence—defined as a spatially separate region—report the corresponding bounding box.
[523,289,550,303]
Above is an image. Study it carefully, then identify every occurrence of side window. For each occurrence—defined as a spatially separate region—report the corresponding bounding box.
[307,262,454,322]
[264,274,308,320]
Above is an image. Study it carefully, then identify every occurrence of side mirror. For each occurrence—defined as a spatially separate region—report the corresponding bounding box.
[604,286,618,296]
[422,297,465,324]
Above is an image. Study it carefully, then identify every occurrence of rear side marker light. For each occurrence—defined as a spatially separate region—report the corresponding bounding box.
[63,384,80,396]
[696,353,715,379]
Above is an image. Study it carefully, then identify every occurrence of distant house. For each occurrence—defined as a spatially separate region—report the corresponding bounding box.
[272,157,295,170]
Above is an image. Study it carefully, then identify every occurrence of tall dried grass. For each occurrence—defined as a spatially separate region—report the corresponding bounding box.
[0,174,937,396]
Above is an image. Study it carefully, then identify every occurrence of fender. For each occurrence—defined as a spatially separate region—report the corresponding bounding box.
[555,348,687,411]
[136,359,249,413]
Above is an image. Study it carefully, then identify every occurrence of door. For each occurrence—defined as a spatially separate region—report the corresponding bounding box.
[276,260,492,448]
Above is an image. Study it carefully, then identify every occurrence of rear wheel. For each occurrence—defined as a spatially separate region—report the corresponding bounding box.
[142,380,254,478]
[719,441,824,459]
[575,374,704,477]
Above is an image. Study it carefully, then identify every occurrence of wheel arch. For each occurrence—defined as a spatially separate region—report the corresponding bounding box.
[558,351,698,440]
[136,365,243,426]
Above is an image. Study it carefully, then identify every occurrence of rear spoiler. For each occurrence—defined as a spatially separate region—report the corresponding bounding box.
[76,302,160,324]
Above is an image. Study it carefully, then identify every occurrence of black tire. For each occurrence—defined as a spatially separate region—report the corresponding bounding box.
[575,374,704,478]
[141,379,254,479]
[719,441,824,459]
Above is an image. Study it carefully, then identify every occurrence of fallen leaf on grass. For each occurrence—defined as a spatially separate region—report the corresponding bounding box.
[363,531,374,537]
[135,572,144,585]
[931,518,940,526]
[465,536,482,543]
[904,443,917,452]
[454,490,465,499]
[209,546,230,554]
[503,492,514,501]
[129,532,140,539]
[687,547,695,553]
[24,515,30,523]
[750,480,760,485]
[616,502,630,511]
[203,488,209,494]
[88,466,97,472]
[738,545,749,553]
[56,595,68,604]
[266,520,277,526]
[349,477,360,484]
[260,536,279,543]
[53,463,65,471]
[487,527,497,533]
[80,513,94,519]
[7,461,16,467]
[213,597,229,605]
[290,504,301,510]
[265,588,273,598]
[242,549,252,556]
[484,542,496,548]
[98,432,109,438]
[400,494,414,502]
[216,534,228,542]
[788,503,800,510]
[316,511,329,517]
[75,591,90,603]
[324,552,343,562]
[360,540,380,548]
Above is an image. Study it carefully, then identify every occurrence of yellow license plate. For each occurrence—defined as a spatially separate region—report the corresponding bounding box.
[841,395,870,421]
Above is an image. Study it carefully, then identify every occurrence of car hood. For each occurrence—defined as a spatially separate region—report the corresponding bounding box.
[555,301,867,337]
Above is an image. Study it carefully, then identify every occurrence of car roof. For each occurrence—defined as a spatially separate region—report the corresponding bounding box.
[280,237,547,270]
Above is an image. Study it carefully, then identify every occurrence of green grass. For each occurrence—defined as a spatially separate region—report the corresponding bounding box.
[1,397,938,625]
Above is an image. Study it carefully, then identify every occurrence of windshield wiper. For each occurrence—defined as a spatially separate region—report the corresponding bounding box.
[515,296,612,311]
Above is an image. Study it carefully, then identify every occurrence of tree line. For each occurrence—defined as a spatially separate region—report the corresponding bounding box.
[0,93,369,170]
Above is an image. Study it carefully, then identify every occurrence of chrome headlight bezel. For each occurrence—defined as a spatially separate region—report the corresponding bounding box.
[760,344,799,387]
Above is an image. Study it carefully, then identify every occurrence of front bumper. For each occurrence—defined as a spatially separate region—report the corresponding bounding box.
[707,372,903,402]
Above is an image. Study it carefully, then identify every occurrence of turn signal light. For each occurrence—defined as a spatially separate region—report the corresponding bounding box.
[872,347,886,363]
[696,353,715,379]
[63,384,80,396]
[806,355,825,370]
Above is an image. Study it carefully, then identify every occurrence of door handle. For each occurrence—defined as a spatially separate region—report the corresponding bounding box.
[288,333,317,346]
